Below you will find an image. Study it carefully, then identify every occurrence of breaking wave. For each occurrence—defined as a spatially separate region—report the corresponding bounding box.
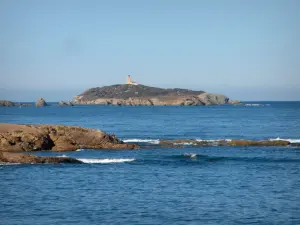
[122,139,160,144]
[76,158,135,164]
[0,158,136,165]
[269,137,300,144]
[57,154,68,158]
[244,103,268,107]
[174,142,194,146]
[0,163,21,166]
[122,138,234,145]
[183,153,198,158]
[195,139,232,142]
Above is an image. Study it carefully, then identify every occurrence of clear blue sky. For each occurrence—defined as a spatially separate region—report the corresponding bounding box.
[1,0,299,101]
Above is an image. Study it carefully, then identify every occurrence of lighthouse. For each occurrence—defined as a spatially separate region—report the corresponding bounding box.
[127,75,138,85]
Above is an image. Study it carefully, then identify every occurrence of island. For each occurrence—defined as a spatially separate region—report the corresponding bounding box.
[73,75,239,106]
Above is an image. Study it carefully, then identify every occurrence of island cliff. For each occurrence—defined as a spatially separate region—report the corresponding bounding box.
[73,84,235,106]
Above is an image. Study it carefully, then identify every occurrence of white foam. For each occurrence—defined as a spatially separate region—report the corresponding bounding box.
[245,104,264,106]
[76,149,85,152]
[77,158,135,164]
[0,163,20,166]
[57,154,68,158]
[174,142,193,145]
[196,139,232,142]
[122,139,160,144]
[184,153,197,158]
[269,137,300,144]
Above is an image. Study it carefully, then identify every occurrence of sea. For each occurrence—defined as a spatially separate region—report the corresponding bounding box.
[1,102,300,225]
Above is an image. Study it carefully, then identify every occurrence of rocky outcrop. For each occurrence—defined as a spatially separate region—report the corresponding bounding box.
[229,100,242,105]
[73,84,232,106]
[35,98,47,107]
[0,100,15,107]
[197,93,229,105]
[0,152,82,164]
[0,124,138,152]
[58,101,74,106]
[135,139,294,148]
[228,140,290,146]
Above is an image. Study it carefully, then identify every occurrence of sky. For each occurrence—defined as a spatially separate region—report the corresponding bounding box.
[0,0,299,101]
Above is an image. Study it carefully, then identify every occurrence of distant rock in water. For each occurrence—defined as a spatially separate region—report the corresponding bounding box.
[0,100,15,107]
[73,84,234,106]
[0,100,32,107]
[0,101,33,107]
[58,101,74,106]
[35,98,47,107]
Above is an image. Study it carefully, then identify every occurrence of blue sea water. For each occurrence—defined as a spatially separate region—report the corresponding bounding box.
[1,102,300,225]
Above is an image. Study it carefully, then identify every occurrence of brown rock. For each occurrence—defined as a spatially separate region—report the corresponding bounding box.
[154,139,292,148]
[228,140,290,146]
[0,152,82,164]
[0,124,139,152]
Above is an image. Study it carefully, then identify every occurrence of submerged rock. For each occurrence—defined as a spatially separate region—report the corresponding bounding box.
[0,124,138,152]
[35,98,47,107]
[0,152,82,164]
